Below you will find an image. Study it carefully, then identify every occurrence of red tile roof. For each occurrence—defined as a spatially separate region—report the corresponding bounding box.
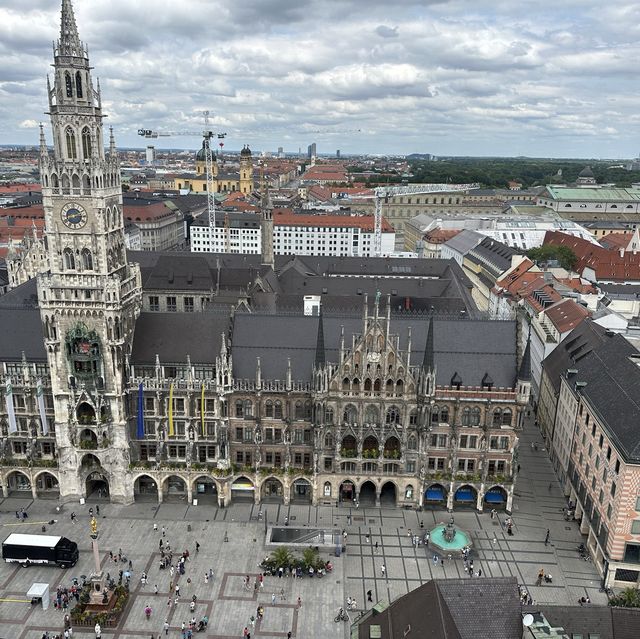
[544,231,640,281]
[273,210,393,232]
[124,202,173,222]
[424,229,461,244]
[0,183,41,194]
[544,298,590,333]
[599,232,633,250]
[0,205,45,219]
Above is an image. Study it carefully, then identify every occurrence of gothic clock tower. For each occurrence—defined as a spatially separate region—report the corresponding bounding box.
[36,0,142,503]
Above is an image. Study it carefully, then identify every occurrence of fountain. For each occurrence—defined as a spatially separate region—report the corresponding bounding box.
[427,516,472,558]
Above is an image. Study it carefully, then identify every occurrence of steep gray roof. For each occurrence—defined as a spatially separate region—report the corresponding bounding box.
[355,577,521,639]
[541,319,608,395]
[231,312,517,387]
[574,334,640,462]
[131,311,229,365]
[0,308,46,361]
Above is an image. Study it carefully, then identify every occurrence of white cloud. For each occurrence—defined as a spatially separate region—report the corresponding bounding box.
[0,0,638,157]
[18,119,40,129]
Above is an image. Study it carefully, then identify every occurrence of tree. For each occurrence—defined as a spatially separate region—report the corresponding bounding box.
[609,587,640,608]
[269,547,293,569]
[526,245,577,272]
[302,546,319,569]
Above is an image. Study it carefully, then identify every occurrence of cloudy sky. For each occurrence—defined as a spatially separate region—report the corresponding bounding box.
[1,0,639,157]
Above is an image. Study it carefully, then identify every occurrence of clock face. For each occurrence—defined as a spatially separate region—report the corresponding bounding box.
[60,203,88,229]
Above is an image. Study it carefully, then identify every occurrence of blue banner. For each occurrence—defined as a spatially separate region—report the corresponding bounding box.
[136,383,144,439]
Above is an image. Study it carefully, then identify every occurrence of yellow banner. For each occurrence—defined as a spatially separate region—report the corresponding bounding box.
[201,383,206,436]
[168,382,174,437]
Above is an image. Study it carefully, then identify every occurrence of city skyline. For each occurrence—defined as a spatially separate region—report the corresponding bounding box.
[0,0,639,157]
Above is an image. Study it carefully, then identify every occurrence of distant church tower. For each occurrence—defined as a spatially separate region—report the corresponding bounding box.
[37,0,142,503]
[239,145,253,194]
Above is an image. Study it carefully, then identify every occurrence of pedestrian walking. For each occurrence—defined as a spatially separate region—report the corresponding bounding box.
[209,568,214,580]
[280,588,286,601]
[163,620,169,635]
[544,529,550,546]
[367,589,372,602]
[195,542,200,553]
[381,564,386,577]
[492,535,497,545]
[162,526,166,537]
[96,505,100,516]
[287,632,292,639]
[154,523,158,531]
[154,584,158,595]
[176,584,180,597]
[70,512,76,524]
[375,541,379,552]
[204,573,209,584]
[297,596,302,609]
[272,593,276,605]
[94,622,101,639]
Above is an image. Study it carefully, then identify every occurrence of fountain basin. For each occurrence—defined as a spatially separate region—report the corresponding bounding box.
[428,524,472,557]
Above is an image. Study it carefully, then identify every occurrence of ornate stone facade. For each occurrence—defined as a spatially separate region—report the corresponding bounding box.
[0,1,528,512]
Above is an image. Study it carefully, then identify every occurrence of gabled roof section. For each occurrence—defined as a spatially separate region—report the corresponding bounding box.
[544,298,590,334]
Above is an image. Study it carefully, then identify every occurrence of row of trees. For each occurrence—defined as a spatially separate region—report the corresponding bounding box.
[401,158,640,190]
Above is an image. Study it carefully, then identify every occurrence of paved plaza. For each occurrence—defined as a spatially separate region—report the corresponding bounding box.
[0,419,607,639]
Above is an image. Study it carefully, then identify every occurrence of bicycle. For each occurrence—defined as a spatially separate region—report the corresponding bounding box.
[334,609,350,623]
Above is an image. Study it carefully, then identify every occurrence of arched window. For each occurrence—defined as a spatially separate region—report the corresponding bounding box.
[471,407,481,426]
[342,377,350,392]
[440,406,449,424]
[265,400,273,418]
[51,173,59,189]
[343,404,357,425]
[295,401,304,420]
[407,435,417,450]
[364,405,379,424]
[75,71,83,98]
[304,400,312,420]
[65,72,73,97]
[386,406,400,425]
[63,248,75,270]
[81,127,92,159]
[324,433,334,448]
[82,174,90,192]
[324,407,334,424]
[235,400,244,417]
[61,174,70,194]
[462,407,471,427]
[324,481,332,497]
[502,409,512,427]
[66,128,77,159]
[81,248,93,270]
[409,409,418,425]
[274,400,283,419]
[493,409,502,427]
[431,405,440,424]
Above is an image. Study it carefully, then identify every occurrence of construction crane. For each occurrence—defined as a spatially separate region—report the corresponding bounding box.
[355,183,481,257]
[138,113,226,244]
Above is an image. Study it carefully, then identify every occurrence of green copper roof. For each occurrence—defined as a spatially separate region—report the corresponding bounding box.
[545,186,640,201]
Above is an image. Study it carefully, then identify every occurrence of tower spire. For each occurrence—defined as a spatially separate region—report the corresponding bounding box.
[423,318,435,371]
[59,0,84,57]
[315,306,326,368]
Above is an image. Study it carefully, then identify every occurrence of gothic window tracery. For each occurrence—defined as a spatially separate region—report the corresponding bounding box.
[408,435,417,450]
[65,72,73,97]
[81,127,92,158]
[343,404,357,425]
[66,128,77,160]
[386,405,400,425]
[324,433,334,448]
[364,405,378,424]
[63,248,75,270]
[81,248,93,270]
[324,407,334,424]
[75,71,83,98]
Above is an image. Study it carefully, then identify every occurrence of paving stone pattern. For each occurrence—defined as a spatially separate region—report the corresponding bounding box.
[0,419,607,638]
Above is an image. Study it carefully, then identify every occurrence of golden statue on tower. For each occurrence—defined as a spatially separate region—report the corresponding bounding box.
[90,516,98,537]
